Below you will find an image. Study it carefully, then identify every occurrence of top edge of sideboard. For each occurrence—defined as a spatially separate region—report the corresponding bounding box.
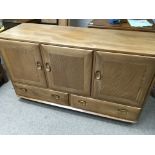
[0,23,155,56]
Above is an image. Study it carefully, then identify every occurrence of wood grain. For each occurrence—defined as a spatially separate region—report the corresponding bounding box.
[40,44,93,96]
[92,51,155,107]
[0,39,47,87]
[19,95,137,123]
[70,94,141,122]
[14,83,69,106]
[0,23,155,56]
[0,23,155,122]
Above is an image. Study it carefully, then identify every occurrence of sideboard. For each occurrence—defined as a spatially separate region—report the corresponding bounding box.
[0,23,155,123]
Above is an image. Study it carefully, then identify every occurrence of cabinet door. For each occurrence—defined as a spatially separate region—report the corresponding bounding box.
[41,45,92,96]
[92,51,155,107]
[0,40,47,87]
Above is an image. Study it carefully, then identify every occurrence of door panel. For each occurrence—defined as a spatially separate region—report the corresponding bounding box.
[0,40,47,87]
[92,51,155,107]
[41,45,93,96]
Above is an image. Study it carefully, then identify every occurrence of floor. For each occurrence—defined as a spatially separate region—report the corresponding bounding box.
[0,81,155,135]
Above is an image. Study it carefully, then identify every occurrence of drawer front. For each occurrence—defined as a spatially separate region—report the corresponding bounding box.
[70,94,141,122]
[14,83,69,106]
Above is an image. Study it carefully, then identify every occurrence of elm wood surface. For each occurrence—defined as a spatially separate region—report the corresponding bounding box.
[88,19,155,32]
[92,51,155,107]
[0,39,47,87]
[88,19,155,99]
[17,94,140,123]
[40,44,93,96]
[14,83,69,106]
[0,24,155,122]
[70,94,141,122]
[0,23,155,56]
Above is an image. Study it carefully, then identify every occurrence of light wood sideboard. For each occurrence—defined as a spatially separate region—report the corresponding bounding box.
[0,23,155,123]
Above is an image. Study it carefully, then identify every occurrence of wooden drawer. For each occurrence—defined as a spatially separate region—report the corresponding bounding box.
[70,94,141,122]
[14,83,69,106]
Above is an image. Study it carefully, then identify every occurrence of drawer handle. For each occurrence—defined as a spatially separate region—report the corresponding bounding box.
[117,109,128,115]
[45,63,51,72]
[78,100,86,106]
[95,71,101,80]
[19,88,27,92]
[51,94,60,100]
[36,61,42,70]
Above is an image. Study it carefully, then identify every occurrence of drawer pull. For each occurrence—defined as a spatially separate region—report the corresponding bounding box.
[95,71,101,80]
[78,100,86,106]
[45,63,51,72]
[51,94,60,100]
[19,88,27,92]
[36,61,42,70]
[117,109,128,115]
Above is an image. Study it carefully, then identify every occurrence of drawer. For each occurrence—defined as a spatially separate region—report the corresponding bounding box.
[70,94,141,122]
[14,83,69,106]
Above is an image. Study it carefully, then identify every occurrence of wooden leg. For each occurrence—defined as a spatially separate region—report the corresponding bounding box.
[0,61,8,86]
[151,85,155,98]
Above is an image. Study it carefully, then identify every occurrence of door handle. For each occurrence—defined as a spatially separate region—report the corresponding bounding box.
[95,71,101,80]
[45,63,51,72]
[36,61,42,70]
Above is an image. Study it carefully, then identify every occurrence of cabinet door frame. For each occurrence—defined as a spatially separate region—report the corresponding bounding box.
[92,51,155,107]
[0,39,47,87]
[40,44,93,96]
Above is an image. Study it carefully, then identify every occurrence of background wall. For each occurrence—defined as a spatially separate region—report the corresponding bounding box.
[70,19,92,27]
[0,19,2,26]
[0,19,92,27]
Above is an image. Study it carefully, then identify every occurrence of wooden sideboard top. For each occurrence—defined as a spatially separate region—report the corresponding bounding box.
[0,23,155,56]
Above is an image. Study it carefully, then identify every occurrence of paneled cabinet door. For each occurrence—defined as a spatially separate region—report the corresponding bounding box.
[41,45,93,96]
[0,40,47,87]
[92,51,155,107]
